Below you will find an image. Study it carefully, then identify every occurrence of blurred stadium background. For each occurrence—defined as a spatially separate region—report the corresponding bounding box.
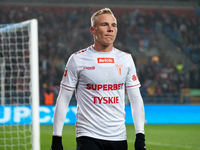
[0,0,200,149]
[1,0,199,105]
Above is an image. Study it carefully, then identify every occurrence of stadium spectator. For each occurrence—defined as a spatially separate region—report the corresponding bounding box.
[44,87,54,105]
[0,5,199,104]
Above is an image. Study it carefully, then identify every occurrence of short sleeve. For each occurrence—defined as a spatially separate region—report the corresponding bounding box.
[60,54,78,90]
[125,55,141,89]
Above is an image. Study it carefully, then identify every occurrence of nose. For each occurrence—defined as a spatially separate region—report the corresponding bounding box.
[107,25,113,32]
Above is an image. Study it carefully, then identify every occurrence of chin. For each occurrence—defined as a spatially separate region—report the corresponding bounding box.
[103,43,113,47]
[103,41,114,46]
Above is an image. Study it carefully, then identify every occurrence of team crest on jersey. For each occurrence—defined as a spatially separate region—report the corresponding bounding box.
[115,65,123,75]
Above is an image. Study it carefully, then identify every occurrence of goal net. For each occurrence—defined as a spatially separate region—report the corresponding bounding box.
[0,19,40,150]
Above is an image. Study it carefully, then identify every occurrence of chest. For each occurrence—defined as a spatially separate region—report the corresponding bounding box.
[77,56,128,84]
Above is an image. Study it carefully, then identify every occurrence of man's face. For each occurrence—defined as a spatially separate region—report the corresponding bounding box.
[91,14,117,47]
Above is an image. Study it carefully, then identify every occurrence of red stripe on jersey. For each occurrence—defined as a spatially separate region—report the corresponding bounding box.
[60,83,75,89]
[74,48,87,55]
[126,83,140,88]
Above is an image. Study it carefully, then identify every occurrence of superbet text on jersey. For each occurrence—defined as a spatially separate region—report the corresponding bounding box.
[61,46,140,141]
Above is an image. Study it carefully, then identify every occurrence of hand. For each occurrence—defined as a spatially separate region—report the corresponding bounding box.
[50,136,63,150]
[135,133,146,150]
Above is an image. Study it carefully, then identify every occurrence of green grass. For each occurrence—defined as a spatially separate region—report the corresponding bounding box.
[0,125,32,150]
[41,125,200,150]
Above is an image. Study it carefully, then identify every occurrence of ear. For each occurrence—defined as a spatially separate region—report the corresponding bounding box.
[90,26,95,35]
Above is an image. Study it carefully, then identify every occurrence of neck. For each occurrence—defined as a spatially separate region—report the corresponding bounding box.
[92,42,113,52]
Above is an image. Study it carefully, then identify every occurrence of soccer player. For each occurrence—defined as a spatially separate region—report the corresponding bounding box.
[50,8,146,150]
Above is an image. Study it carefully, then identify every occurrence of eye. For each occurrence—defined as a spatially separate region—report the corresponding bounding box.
[112,23,117,27]
[101,23,107,26]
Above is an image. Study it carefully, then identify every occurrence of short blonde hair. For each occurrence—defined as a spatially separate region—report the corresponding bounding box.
[91,8,114,27]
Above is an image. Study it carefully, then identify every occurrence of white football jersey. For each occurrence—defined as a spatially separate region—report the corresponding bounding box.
[61,46,140,141]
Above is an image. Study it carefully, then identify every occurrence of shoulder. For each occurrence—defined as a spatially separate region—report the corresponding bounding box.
[70,47,91,59]
[114,47,131,55]
[74,48,88,55]
[67,47,89,62]
[74,46,93,55]
[113,47,132,59]
[113,48,136,66]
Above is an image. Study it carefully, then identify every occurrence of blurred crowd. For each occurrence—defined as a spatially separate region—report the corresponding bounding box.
[0,6,200,104]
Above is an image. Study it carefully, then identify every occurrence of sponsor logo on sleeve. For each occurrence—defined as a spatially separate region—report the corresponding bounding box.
[63,67,67,77]
[132,74,137,81]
